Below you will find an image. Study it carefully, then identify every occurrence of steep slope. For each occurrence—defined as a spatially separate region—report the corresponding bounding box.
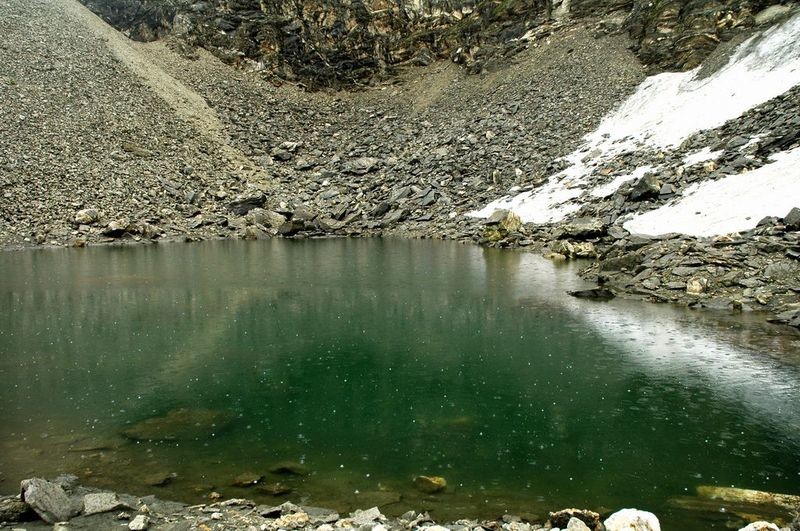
[0,0,270,247]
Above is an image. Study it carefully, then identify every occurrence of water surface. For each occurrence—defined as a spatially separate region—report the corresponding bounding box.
[1,239,799,528]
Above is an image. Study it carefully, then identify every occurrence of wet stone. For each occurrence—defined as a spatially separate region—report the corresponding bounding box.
[413,476,447,494]
[269,462,309,476]
[232,472,263,487]
[122,408,233,442]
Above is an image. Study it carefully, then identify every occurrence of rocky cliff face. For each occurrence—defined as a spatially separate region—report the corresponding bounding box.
[80,0,788,86]
[628,0,790,71]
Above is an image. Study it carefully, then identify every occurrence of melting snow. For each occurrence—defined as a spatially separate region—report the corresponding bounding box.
[590,165,654,198]
[623,147,800,237]
[682,148,721,167]
[470,12,800,226]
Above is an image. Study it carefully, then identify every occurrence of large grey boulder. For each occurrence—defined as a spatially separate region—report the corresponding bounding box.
[20,478,80,524]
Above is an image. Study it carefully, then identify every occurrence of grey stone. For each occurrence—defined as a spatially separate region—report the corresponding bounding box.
[567,517,591,531]
[604,509,660,531]
[755,5,793,25]
[20,478,80,524]
[343,157,379,175]
[83,492,132,516]
[784,207,800,231]
[0,495,33,522]
[129,514,150,530]
[228,194,267,216]
[629,174,661,201]
[74,209,100,225]
[350,507,385,526]
[561,217,606,239]
[671,266,698,277]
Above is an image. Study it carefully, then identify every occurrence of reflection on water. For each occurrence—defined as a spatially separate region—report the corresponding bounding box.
[0,239,798,529]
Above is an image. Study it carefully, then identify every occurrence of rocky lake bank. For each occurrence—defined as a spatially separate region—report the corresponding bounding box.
[1,0,799,333]
[2,476,799,531]
[1,0,800,527]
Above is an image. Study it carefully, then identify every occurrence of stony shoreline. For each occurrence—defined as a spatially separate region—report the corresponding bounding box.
[2,476,798,531]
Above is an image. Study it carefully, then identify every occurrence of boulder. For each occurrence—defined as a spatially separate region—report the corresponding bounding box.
[74,209,100,225]
[686,277,708,295]
[784,207,800,231]
[738,523,780,531]
[552,240,596,258]
[277,219,308,237]
[413,476,446,494]
[228,194,267,216]
[83,492,132,516]
[548,509,601,529]
[560,218,606,239]
[102,219,130,237]
[604,508,660,531]
[20,478,80,524]
[484,209,522,241]
[629,174,661,201]
[245,208,286,228]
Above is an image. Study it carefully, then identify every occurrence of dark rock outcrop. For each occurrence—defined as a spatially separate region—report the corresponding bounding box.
[78,0,789,87]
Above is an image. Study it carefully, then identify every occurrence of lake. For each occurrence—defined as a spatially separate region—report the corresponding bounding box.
[1,239,799,529]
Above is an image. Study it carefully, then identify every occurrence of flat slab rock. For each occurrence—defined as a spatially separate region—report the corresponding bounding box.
[83,492,133,515]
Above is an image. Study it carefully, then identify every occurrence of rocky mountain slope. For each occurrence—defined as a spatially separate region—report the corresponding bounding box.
[0,0,798,330]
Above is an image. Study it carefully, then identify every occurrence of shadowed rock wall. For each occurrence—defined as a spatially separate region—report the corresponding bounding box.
[80,0,790,87]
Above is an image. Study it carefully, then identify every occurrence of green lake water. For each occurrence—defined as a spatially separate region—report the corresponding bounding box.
[1,239,799,528]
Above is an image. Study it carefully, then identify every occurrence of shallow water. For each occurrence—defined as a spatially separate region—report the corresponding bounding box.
[1,239,799,528]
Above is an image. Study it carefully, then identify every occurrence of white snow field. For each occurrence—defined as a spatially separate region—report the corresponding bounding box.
[470,12,800,234]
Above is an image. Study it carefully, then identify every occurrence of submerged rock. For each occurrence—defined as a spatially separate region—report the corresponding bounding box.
[269,462,309,476]
[142,472,175,487]
[603,508,660,531]
[122,408,233,442]
[257,482,293,496]
[413,476,446,494]
[232,472,264,487]
[568,288,615,300]
[696,485,800,510]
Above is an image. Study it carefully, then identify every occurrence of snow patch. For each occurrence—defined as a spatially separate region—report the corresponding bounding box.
[469,12,800,225]
[623,147,800,237]
[591,165,654,198]
[682,148,721,167]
